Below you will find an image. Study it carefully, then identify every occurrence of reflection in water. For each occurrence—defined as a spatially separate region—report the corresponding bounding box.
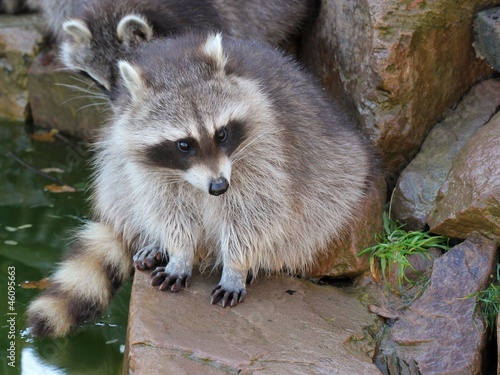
[22,348,65,375]
[0,122,130,375]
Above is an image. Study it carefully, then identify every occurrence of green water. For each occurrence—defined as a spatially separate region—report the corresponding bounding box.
[0,122,130,375]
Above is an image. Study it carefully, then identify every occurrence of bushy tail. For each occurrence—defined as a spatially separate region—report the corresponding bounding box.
[27,221,132,338]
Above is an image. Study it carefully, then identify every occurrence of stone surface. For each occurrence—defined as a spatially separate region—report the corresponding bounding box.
[310,174,386,277]
[427,111,500,242]
[473,7,500,72]
[300,0,494,175]
[391,79,500,230]
[0,14,43,120]
[378,234,497,374]
[125,270,381,374]
[28,49,110,141]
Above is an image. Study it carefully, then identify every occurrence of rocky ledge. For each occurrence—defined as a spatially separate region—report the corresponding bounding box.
[124,270,381,374]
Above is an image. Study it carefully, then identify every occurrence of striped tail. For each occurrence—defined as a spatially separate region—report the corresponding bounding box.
[27,221,132,337]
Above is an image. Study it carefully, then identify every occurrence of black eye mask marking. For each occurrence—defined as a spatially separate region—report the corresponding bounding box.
[143,120,248,171]
[145,138,197,170]
[219,120,248,156]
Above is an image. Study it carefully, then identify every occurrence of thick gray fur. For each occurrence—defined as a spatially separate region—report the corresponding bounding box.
[26,34,373,337]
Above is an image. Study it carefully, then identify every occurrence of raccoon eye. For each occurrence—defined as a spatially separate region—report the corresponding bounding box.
[177,140,191,152]
[217,128,227,143]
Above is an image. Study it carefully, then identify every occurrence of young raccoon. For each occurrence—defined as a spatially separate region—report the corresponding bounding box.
[27,33,372,337]
[60,0,316,91]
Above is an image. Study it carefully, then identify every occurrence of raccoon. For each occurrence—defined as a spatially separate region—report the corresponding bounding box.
[60,0,316,91]
[27,33,372,337]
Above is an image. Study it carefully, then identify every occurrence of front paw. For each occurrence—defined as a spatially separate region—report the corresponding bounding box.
[133,245,165,270]
[150,266,191,293]
[210,285,247,307]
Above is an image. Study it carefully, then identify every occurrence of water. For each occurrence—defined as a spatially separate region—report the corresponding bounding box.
[0,122,130,375]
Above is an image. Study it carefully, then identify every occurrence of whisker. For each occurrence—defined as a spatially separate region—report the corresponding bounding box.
[55,83,104,97]
[59,95,107,106]
[76,102,109,111]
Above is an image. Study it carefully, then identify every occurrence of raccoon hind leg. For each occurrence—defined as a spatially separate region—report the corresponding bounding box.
[133,245,166,270]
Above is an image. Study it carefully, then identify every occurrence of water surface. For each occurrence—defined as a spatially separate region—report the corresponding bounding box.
[0,121,130,375]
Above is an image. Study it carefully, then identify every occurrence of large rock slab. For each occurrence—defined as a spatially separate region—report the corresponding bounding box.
[310,174,386,277]
[391,79,500,230]
[0,14,43,120]
[28,49,109,140]
[427,111,500,242]
[473,7,500,72]
[125,270,381,374]
[379,234,497,374]
[300,0,494,175]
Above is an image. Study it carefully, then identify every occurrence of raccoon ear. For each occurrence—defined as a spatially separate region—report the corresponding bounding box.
[117,14,153,43]
[202,33,227,72]
[118,61,145,102]
[63,19,92,44]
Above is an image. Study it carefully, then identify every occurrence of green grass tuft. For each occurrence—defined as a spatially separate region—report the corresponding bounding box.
[358,212,451,293]
[466,267,500,333]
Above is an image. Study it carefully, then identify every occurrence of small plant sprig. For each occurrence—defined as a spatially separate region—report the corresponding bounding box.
[466,263,500,334]
[358,212,451,292]
[470,283,500,332]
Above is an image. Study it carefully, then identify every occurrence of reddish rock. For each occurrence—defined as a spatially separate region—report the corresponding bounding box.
[125,270,381,374]
[380,235,497,374]
[0,14,43,120]
[300,0,494,175]
[391,79,500,230]
[427,111,500,243]
[28,49,110,141]
[310,174,386,278]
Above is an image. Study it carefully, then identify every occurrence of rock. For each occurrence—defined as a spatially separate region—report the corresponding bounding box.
[378,234,497,374]
[125,270,381,374]
[310,174,386,278]
[473,7,500,72]
[28,49,110,141]
[300,0,494,175]
[427,111,500,242]
[391,79,500,230]
[0,14,43,120]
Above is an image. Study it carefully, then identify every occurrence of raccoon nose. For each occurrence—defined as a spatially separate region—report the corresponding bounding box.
[209,177,229,196]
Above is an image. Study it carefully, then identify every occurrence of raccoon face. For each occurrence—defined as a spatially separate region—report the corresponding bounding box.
[61,15,153,92]
[115,33,275,196]
[143,120,249,196]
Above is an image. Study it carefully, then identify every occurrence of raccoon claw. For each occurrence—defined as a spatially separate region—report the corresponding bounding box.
[150,267,191,292]
[210,285,246,307]
[133,245,164,270]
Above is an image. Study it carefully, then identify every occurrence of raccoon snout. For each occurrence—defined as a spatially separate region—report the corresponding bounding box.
[209,177,229,196]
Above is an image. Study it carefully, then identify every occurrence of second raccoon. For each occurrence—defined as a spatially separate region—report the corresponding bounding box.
[58,0,317,91]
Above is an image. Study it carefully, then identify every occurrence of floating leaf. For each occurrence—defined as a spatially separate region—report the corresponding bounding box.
[21,278,51,290]
[40,167,65,174]
[4,240,17,245]
[16,224,32,230]
[44,184,77,193]
[31,129,59,142]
